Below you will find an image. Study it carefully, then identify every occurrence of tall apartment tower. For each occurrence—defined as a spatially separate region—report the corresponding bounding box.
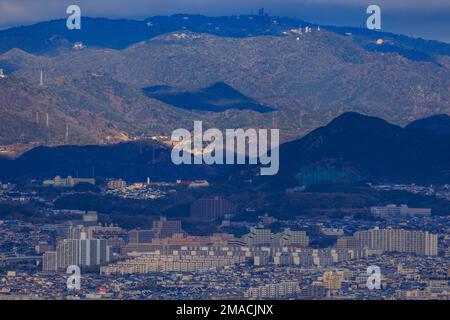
[152,217,182,239]
[128,229,154,244]
[42,251,58,272]
[55,239,111,271]
[191,197,236,222]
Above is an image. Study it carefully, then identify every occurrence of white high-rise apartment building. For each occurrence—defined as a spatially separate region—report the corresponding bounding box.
[353,227,438,256]
[55,239,111,271]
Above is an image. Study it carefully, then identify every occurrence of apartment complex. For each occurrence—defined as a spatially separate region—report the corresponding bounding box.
[338,228,438,256]
[107,179,127,189]
[43,176,95,187]
[104,245,367,274]
[101,248,246,274]
[128,217,183,243]
[245,281,300,299]
[244,228,309,247]
[43,238,111,272]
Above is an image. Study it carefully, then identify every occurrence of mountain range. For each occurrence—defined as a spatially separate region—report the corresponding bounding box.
[0,15,449,149]
[1,112,450,186]
[0,140,218,182]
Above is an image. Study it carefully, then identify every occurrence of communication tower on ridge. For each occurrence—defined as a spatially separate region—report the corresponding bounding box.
[65,124,69,144]
[39,70,44,87]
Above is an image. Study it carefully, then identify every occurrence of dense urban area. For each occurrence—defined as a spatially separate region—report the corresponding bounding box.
[0,175,448,300]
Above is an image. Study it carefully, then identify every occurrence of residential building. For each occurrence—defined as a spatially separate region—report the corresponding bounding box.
[350,227,438,256]
[152,217,182,239]
[191,197,236,221]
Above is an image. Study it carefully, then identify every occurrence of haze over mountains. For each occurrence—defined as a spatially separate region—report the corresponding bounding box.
[0,14,449,148]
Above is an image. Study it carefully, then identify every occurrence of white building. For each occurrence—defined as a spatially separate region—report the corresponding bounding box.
[353,227,438,256]
[42,251,57,272]
[246,281,300,299]
[73,42,85,50]
[55,238,111,271]
[244,228,309,247]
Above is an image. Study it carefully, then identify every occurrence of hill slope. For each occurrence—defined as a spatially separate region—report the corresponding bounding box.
[232,112,450,188]
[0,141,219,182]
[2,29,449,137]
[406,114,450,136]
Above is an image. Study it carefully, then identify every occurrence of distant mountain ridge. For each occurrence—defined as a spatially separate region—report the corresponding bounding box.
[1,15,449,61]
[1,15,450,147]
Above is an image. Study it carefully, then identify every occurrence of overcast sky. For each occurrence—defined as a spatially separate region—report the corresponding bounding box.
[1,0,449,42]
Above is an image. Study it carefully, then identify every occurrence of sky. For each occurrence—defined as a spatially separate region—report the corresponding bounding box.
[0,0,449,43]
